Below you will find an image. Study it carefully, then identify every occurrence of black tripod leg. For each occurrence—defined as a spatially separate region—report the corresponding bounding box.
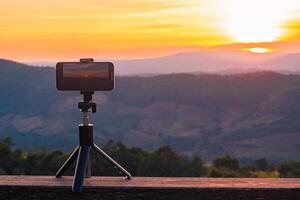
[72,145,91,193]
[93,144,132,179]
[56,146,80,178]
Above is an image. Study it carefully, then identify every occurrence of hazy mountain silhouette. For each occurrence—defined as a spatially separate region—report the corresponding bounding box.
[28,52,300,75]
[1,59,300,161]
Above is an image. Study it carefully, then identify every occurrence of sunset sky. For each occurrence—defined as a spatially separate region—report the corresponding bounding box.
[1,0,300,61]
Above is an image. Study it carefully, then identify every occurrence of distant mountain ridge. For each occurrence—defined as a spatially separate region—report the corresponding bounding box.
[26,52,300,75]
[1,59,300,162]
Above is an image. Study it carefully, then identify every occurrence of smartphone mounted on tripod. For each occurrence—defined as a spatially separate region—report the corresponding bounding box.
[55,58,132,193]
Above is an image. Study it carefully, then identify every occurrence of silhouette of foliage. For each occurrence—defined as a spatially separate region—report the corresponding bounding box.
[0,137,300,178]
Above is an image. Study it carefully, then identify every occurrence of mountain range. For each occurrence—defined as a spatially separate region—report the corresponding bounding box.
[1,59,300,162]
[27,51,300,76]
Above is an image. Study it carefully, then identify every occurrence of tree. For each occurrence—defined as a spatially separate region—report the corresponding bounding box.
[212,155,240,170]
[255,158,269,171]
[277,161,300,178]
[137,145,189,177]
[183,156,206,177]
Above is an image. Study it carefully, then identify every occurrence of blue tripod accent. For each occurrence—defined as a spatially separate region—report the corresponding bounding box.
[72,145,91,192]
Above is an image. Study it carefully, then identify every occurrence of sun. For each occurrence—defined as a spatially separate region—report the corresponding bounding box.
[224,0,290,43]
[241,47,275,54]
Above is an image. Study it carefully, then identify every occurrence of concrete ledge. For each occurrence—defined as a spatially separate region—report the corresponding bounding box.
[1,176,300,200]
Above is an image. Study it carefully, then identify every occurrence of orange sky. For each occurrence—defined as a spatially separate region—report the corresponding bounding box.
[1,0,300,61]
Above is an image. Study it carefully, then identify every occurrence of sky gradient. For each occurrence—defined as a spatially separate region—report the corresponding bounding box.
[1,0,300,61]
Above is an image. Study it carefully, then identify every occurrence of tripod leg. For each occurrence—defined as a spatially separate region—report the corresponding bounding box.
[56,146,79,178]
[93,144,132,179]
[72,145,91,193]
[85,155,91,178]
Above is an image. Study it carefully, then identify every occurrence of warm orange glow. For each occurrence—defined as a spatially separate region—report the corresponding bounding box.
[0,0,300,61]
[0,0,227,61]
[242,47,275,54]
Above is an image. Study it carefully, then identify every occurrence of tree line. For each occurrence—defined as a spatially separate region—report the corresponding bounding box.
[0,137,299,178]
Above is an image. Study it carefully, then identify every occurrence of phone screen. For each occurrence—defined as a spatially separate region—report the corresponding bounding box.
[63,63,110,79]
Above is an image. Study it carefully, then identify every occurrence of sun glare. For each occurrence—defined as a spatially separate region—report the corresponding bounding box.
[242,47,275,54]
[224,0,290,43]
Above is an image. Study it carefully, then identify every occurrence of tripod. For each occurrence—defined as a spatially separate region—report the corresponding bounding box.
[55,91,132,193]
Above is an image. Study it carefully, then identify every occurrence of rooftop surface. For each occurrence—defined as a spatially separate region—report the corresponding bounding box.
[1,176,300,188]
[1,176,300,200]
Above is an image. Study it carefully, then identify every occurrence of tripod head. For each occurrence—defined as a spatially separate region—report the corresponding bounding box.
[78,91,97,113]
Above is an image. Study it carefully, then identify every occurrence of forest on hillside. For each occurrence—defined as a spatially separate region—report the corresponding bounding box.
[1,137,300,178]
[2,60,300,161]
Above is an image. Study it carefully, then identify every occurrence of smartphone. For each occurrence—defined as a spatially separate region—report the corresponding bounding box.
[56,62,114,91]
